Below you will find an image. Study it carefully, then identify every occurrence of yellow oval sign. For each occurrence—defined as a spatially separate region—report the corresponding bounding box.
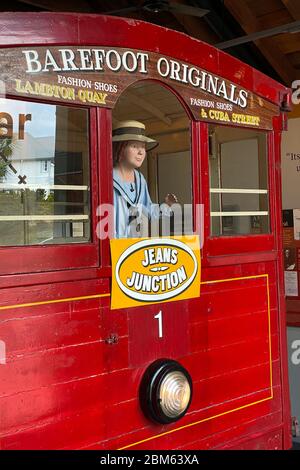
[115,238,198,302]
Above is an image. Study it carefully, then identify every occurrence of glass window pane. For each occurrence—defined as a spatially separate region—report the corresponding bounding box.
[0,99,90,246]
[209,125,269,236]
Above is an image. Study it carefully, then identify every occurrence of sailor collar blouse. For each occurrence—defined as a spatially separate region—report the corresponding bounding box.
[113,167,172,238]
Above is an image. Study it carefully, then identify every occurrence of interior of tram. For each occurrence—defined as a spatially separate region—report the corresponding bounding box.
[112,79,269,239]
[112,80,193,238]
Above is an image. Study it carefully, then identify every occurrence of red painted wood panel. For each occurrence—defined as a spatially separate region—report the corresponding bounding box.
[0,339,129,399]
[85,386,283,450]
[0,268,282,448]
[0,12,291,451]
[1,306,129,358]
[0,269,282,450]
[181,421,282,451]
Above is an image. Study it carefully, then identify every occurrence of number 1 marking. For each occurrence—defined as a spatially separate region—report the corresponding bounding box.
[154,310,163,338]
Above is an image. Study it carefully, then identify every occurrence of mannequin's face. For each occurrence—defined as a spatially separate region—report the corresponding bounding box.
[120,140,146,169]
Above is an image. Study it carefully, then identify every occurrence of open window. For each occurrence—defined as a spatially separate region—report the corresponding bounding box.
[112,80,193,238]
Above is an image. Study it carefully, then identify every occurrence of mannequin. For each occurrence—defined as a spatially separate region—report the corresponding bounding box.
[112,120,178,238]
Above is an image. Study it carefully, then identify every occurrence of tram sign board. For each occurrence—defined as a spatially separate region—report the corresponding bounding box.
[0,46,278,130]
[110,235,201,309]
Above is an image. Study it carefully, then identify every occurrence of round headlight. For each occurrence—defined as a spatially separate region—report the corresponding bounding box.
[139,359,192,424]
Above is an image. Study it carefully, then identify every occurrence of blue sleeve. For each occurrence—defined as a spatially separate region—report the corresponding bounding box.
[140,175,160,219]
[141,174,173,219]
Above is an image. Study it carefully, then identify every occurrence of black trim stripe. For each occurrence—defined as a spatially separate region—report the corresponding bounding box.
[113,126,145,137]
[135,171,142,205]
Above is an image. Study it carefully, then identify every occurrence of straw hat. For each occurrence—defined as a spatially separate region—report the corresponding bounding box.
[112,120,158,151]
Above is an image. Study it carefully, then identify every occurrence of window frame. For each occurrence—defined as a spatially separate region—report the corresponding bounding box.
[0,96,100,275]
[108,80,200,243]
[200,122,276,259]
[209,126,270,238]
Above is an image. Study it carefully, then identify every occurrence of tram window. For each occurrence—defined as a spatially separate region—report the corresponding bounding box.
[209,125,269,236]
[0,98,90,246]
[112,81,193,238]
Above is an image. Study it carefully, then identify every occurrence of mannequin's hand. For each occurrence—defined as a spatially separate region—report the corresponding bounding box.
[164,193,178,206]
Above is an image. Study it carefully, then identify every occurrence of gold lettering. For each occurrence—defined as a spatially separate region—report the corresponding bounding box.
[232,113,260,126]
[14,79,75,101]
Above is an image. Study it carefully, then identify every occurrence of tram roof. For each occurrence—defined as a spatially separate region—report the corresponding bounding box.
[0,12,289,106]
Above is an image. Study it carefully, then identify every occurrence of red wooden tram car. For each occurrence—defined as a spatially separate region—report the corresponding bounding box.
[0,12,292,450]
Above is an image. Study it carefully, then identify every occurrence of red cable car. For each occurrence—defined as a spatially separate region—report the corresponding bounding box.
[0,12,292,450]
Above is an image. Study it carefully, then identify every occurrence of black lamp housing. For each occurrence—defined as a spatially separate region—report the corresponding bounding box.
[139,358,193,425]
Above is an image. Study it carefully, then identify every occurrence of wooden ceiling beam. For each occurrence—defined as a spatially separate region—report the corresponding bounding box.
[146,114,188,134]
[281,0,300,19]
[273,32,300,54]
[19,0,92,12]
[281,0,300,82]
[253,9,291,29]
[171,12,217,43]
[169,0,218,44]
[125,91,173,126]
[224,0,298,84]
